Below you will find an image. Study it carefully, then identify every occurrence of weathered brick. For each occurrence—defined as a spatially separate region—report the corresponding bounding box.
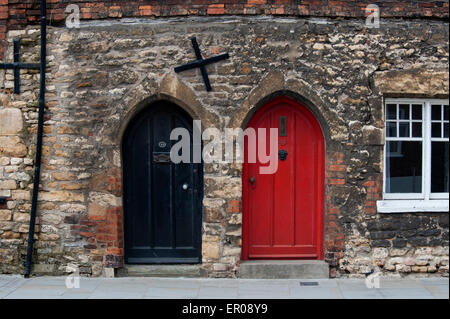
[226,200,241,214]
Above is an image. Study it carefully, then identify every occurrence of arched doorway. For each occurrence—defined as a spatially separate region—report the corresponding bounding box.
[242,96,325,260]
[122,101,203,264]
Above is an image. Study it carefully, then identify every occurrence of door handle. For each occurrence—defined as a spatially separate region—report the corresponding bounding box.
[278,149,288,161]
[249,177,255,185]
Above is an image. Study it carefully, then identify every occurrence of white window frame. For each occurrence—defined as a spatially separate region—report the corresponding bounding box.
[378,98,449,213]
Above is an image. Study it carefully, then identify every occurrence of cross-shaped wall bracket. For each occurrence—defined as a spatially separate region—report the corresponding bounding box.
[0,39,41,94]
[175,37,230,92]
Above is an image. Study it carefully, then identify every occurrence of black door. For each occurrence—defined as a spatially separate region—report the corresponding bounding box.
[122,102,203,264]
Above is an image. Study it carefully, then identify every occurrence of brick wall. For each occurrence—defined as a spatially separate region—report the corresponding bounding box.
[1,1,449,59]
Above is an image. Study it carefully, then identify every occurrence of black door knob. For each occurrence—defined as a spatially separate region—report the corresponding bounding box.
[249,177,255,185]
[278,150,288,161]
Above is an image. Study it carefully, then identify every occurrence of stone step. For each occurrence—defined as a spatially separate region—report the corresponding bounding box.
[121,265,206,278]
[239,260,329,279]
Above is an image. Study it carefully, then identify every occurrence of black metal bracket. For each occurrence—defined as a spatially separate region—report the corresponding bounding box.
[0,197,7,205]
[174,37,230,92]
[279,116,287,137]
[0,39,40,94]
[153,152,171,163]
[2,0,48,279]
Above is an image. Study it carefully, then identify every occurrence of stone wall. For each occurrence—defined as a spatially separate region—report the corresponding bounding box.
[0,16,448,277]
[1,1,449,59]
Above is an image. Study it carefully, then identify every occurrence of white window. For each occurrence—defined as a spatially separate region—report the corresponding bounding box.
[377,98,449,213]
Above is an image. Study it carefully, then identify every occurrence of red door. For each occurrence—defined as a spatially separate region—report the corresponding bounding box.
[242,96,324,260]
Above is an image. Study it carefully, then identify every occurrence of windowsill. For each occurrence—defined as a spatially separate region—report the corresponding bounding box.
[377,200,449,213]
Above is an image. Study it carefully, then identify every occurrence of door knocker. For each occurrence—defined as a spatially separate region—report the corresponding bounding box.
[278,150,288,161]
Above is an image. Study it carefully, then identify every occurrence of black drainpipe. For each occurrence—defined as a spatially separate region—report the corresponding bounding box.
[24,0,47,278]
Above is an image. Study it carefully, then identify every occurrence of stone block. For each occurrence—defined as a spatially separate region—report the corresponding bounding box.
[373,69,449,96]
[0,210,12,221]
[0,108,23,135]
[239,260,329,279]
[0,136,27,157]
[11,190,30,200]
[0,180,17,190]
[202,242,220,260]
[38,191,84,202]
[33,263,56,273]
[362,125,384,146]
[13,212,30,222]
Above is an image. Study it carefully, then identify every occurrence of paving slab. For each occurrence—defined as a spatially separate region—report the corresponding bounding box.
[0,288,13,299]
[144,287,200,299]
[198,287,239,299]
[4,287,66,299]
[238,286,290,298]
[419,278,449,286]
[201,279,240,288]
[378,288,435,299]
[377,279,424,289]
[294,279,339,288]
[144,278,203,289]
[423,284,449,299]
[340,288,384,299]
[289,287,343,299]
[0,275,447,299]
[89,291,146,299]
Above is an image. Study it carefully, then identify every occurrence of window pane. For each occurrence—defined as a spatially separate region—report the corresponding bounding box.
[412,122,422,137]
[386,141,422,193]
[432,105,441,121]
[399,122,409,137]
[399,104,409,120]
[412,104,422,120]
[387,104,397,120]
[431,142,449,193]
[445,123,449,138]
[444,105,449,121]
[387,122,397,137]
[432,123,442,138]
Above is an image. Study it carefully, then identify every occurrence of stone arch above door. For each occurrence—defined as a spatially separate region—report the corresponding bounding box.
[115,72,220,146]
[228,70,345,143]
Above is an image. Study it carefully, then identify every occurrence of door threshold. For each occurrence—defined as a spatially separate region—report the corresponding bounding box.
[239,260,329,279]
[119,264,206,278]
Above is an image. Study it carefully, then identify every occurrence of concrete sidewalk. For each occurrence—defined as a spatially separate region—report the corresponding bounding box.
[0,275,448,299]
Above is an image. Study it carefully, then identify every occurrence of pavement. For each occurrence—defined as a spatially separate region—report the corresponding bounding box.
[0,275,448,299]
